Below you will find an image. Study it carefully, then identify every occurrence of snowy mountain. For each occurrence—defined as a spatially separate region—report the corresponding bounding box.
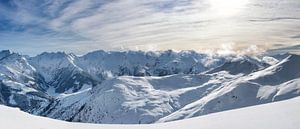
[1,96,299,129]
[206,56,270,75]
[0,49,300,124]
[0,50,49,113]
[159,54,300,122]
[76,50,224,77]
[29,52,97,94]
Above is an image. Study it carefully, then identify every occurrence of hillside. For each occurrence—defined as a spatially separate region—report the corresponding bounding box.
[1,50,300,124]
[1,96,299,129]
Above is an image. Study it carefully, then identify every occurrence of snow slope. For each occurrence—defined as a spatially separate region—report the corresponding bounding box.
[1,96,299,129]
[41,54,300,124]
[40,74,238,124]
[0,50,49,112]
[1,49,300,124]
[158,55,300,122]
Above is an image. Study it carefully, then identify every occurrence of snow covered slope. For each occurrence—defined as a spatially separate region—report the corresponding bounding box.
[28,52,97,94]
[38,54,300,124]
[0,50,49,113]
[1,96,299,129]
[40,74,234,124]
[206,56,269,75]
[75,50,225,78]
[158,55,300,122]
[1,49,300,124]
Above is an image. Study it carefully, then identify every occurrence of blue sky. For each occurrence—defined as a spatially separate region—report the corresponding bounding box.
[0,0,299,55]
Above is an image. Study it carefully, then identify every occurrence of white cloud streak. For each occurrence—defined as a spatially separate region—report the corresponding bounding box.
[0,0,299,55]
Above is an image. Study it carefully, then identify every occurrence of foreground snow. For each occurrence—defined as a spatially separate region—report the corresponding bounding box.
[1,97,299,129]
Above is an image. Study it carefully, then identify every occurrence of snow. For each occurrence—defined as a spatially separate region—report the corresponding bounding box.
[46,84,92,98]
[5,53,296,124]
[157,55,300,122]
[262,56,279,65]
[75,50,225,79]
[0,96,299,129]
[1,50,300,124]
[42,74,236,124]
[2,80,38,94]
[0,53,37,83]
[8,95,17,105]
[28,52,78,82]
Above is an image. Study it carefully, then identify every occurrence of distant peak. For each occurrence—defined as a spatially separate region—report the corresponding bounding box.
[0,50,11,55]
[0,50,13,59]
[37,51,68,58]
[85,50,106,55]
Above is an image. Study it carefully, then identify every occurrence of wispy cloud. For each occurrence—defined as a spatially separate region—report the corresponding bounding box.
[0,0,299,55]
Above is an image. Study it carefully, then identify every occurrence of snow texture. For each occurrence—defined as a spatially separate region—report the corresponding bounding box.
[0,49,300,124]
[0,96,299,129]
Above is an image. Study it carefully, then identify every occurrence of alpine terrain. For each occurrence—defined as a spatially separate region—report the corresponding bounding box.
[0,49,300,124]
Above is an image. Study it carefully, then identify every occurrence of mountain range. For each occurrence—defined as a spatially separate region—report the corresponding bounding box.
[0,49,299,124]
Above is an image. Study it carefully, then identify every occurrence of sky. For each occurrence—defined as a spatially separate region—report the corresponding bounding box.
[0,0,299,55]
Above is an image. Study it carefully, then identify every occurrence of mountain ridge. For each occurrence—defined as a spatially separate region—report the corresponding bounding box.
[0,49,299,124]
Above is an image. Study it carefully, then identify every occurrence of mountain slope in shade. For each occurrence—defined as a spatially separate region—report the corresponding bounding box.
[1,96,299,129]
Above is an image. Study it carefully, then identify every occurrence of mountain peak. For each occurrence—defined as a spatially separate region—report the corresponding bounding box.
[250,53,300,85]
[207,56,269,75]
[0,50,12,59]
[38,51,68,58]
[0,50,11,54]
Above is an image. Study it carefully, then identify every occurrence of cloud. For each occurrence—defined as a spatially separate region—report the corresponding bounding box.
[0,0,299,55]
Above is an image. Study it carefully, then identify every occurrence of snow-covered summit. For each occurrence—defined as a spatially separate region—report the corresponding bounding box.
[0,50,12,59]
[250,54,300,85]
[207,56,269,75]
[0,51,49,112]
[29,52,80,82]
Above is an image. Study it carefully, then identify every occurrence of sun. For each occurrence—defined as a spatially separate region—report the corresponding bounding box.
[208,0,250,17]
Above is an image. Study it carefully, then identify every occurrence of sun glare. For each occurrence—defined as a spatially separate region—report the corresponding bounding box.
[208,0,250,17]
